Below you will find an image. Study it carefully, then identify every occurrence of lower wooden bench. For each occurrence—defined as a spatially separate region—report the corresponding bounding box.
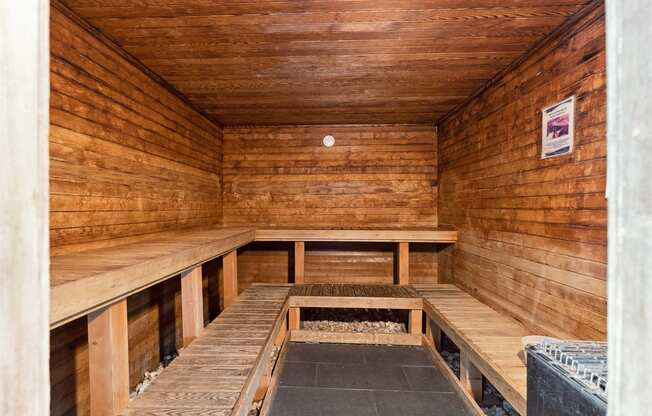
[287,284,424,346]
[122,284,291,416]
[414,284,529,415]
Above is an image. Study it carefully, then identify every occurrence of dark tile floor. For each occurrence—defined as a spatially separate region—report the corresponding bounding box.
[269,342,473,416]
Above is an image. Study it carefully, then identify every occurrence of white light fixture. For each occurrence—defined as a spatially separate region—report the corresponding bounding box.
[323,135,335,147]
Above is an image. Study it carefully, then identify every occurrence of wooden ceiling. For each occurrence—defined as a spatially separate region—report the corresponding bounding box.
[60,0,592,126]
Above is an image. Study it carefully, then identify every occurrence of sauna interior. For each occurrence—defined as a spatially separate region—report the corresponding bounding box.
[6,0,635,415]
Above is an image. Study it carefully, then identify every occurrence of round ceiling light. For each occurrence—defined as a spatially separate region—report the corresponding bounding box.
[323,135,335,147]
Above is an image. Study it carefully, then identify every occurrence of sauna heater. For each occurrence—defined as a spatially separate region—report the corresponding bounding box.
[527,340,607,416]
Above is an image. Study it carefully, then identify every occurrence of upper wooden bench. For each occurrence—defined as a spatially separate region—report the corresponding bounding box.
[415,285,528,415]
[256,228,458,285]
[50,227,255,329]
[51,227,457,328]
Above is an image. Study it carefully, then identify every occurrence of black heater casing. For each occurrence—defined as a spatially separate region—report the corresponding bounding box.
[526,348,607,416]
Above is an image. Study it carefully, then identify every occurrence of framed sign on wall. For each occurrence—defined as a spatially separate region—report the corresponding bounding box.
[541,96,575,159]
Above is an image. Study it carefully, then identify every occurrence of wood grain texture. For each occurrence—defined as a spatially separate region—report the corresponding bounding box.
[49,7,221,416]
[224,124,440,287]
[294,242,305,284]
[181,266,204,346]
[51,227,255,328]
[437,3,607,340]
[222,250,239,309]
[416,284,528,415]
[398,242,410,284]
[122,285,291,416]
[59,0,590,125]
[87,301,130,416]
[49,3,223,255]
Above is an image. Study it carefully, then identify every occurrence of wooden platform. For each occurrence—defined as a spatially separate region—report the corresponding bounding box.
[288,284,423,346]
[415,285,528,415]
[51,227,457,328]
[50,227,255,328]
[122,284,291,416]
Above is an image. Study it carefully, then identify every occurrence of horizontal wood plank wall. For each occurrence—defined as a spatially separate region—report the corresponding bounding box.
[223,125,438,286]
[49,5,224,416]
[49,4,223,255]
[437,4,607,340]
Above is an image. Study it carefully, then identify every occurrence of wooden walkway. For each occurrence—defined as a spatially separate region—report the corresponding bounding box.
[415,285,528,415]
[122,284,291,416]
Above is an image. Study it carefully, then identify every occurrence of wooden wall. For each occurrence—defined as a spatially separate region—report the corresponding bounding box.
[50,3,222,256]
[437,4,607,340]
[223,125,439,286]
[49,4,223,415]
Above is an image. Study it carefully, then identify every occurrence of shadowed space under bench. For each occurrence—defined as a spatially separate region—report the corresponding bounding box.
[269,343,473,416]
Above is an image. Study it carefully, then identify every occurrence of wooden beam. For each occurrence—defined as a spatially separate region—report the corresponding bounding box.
[255,228,458,243]
[606,1,652,414]
[422,336,484,416]
[460,350,483,402]
[397,242,410,284]
[181,265,204,346]
[289,307,300,331]
[410,309,423,335]
[223,250,238,308]
[289,295,422,310]
[87,300,130,416]
[1,0,50,414]
[291,330,421,346]
[294,241,305,284]
[275,317,287,347]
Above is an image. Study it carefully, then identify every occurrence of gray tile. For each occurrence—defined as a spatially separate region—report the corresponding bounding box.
[317,363,410,390]
[269,387,321,416]
[374,391,471,416]
[286,342,365,364]
[279,361,317,387]
[270,386,377,416]
[363,345,433,366]
[317,388,378,416]
[402,366,453,393]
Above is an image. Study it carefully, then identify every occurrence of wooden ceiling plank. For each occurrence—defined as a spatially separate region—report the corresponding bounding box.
[60,0,593,125]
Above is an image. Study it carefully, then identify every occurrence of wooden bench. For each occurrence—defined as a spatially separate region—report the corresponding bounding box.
[122,284,291,416]
[51,227,256,328]
[50,226,255,416]
[287,283,423,346]
[255,228,457,284]
[414,285,529,415]
[50,227,457,416]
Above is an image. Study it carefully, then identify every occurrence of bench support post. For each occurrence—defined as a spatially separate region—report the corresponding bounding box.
[426,319,442,351]
[181,265,204,346]
[294,241,305,284]
[87,300,130,416]
[397,242,410,284]
[409,309,422,335]
[460,350,483,402]
[289,307,300,331]
[223,250,238,308]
